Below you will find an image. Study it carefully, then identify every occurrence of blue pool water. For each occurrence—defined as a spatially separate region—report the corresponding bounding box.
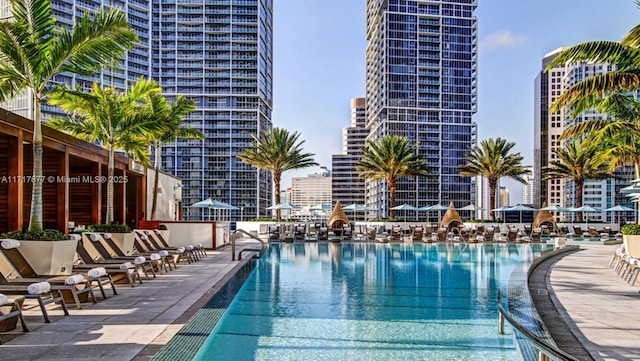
[194,242,551,361]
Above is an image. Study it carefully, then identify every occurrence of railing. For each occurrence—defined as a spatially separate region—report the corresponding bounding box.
[497,290,580,361]
[231,229,267,261]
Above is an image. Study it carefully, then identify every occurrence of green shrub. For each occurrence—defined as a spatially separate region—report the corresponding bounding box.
[158,224,168,230]
[622,224,640,235]
[87,223,132,233]
[0,229,67,241]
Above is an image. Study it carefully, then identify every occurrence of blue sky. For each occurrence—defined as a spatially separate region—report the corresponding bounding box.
[273,0,639,201]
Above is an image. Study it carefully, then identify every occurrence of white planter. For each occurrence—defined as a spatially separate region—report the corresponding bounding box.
[623,235,640,258]
[109,232,136,256]
[19,239,78,276]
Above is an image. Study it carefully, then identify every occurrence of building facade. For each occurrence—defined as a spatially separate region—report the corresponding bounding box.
[522,165,534,205]
[364,0,478,217]
[331,98,368,220]
[499,186,509,207]
[534,49,634,221]
[0,0,152,120]
[153,0,274,220]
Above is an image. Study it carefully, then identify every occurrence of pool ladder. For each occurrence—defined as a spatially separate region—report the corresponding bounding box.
[231,229,267,261]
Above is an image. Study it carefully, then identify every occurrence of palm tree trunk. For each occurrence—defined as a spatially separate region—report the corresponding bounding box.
[150,143,160,220]
[489,179,497,222]
[388,179,396,219]
[576,180,584,222]
[106,147,115,224]
[28,96,43,232]
[274,171,281,220]
[635,162,640,179]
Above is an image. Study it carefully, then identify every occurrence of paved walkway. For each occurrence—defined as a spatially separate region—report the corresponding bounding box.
[0,242,638,360]
[0,244,252,361]
[544,244,640,361]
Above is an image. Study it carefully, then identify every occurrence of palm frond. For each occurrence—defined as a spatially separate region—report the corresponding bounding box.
[545,41,639,71]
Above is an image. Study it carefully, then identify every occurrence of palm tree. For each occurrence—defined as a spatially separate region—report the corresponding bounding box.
[47,79,164,224]
[237,127,318,219]
[356,135,431,219]
[0,0,136,231]
[146,93,203,220]
[560,94,640,178]
[542,140,612,222]
[458,138,529,221]
[546,5,640,114]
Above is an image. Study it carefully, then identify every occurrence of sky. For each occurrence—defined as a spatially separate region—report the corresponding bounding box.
[272,0,640,202]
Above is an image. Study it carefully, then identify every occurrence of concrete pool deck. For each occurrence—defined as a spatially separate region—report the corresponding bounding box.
[0,242,636,360]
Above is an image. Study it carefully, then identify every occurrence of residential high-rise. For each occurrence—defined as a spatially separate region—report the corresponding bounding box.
[364,0,478,217]
[153,0,274,220]
[522,165,534,205]
[331,97,368,220]
[0,0,152,120]
[499,187,509,207]
[534,48,634,221]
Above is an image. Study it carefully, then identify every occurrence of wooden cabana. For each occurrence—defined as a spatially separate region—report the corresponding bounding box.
[0,108,147,233]
[533,209,555,229]
[328,200,350,229]
[440,201,463,229]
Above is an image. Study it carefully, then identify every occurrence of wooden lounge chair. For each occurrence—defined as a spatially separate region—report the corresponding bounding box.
[73,237,142,287]
[0,275,69,323]
[146,230,198,263]
[0,295,28,334]
[390,226,403,242]
[437,228,448,242]
[293,225,306,241]
[412,226,424,242]
[82,233,157,279]
[268,225,280,241]
[317,227,329,241]
[0,242,103,309]
[341,224,353,240]
[530,228,542,243]
[483,229,495,242]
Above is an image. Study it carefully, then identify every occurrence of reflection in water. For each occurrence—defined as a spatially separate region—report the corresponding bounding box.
[195,243,551,361]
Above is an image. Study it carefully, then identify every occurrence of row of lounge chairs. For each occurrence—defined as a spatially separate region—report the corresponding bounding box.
[0,229,206,336]
[610,245,640,286]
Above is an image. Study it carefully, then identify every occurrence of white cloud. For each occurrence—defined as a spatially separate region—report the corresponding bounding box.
[479,30,527,52]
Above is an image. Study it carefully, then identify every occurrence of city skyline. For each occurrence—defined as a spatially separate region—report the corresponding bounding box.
[275,0,640,201]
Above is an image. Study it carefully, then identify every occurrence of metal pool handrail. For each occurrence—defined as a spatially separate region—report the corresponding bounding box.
[497,290,579,361]
[231,229,267,261]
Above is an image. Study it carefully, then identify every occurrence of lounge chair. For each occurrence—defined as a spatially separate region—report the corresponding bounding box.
[151,229,205,259]
[390,226,403,242]
[73,239,143,287]
[367,227,377,242]
[572,225,585,238]
[437,228,448,242]
[530,228,542,243]
[412,226,424,242]
[0,276,69,323]
[268,225,280,241]
[82,233,157,279]
[0,240,104,309]
[293,225,306,241]
[0,294,28,333]
[483,229,495,242]
[317,227,329,241]
[145,230,198,263]
[341,224,353,240]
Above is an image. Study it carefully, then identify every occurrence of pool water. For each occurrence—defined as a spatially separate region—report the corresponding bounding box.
[194,242,550,361]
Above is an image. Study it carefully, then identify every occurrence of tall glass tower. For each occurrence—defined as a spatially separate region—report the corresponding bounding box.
[365,0,478,217]
[152,0,274,219]
[0,0,152,119]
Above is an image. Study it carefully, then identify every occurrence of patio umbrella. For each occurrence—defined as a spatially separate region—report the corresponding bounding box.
[568,205,601,224]
[491,206,510,222]
[459,204,484,220]
[506,204,535,223]
[604,205,635,224]
[266,202,299,210]
[390,204,418,223]
[343,203,368,222]
[419,204,450,223]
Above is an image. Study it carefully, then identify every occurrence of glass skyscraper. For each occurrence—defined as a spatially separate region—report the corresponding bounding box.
[365,0,478,216]
[152,0,273,220]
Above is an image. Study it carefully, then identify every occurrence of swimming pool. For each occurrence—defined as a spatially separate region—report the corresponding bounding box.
[190,242,552,360]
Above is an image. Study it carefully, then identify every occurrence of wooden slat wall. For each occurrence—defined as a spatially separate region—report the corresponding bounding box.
[0,137,9,232]
[68,164,94,226]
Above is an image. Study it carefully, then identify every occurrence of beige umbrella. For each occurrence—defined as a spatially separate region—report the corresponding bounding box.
[440,201,463,229]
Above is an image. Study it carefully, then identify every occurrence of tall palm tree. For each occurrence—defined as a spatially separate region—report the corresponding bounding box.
[146,93,203,220]
[47,79,164,224]
[543,140,613,222]
[458,138,529,221]
[356,135,431,219]
[546,4,640,114]
[0,0,136,231]
[237,127,318,219]
[560,94,640,178]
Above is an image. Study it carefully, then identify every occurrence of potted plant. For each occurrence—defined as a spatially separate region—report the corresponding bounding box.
[157,224,171,245]
[622,224,640,258]
[0,230,77,276]
[87,223,135,256]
